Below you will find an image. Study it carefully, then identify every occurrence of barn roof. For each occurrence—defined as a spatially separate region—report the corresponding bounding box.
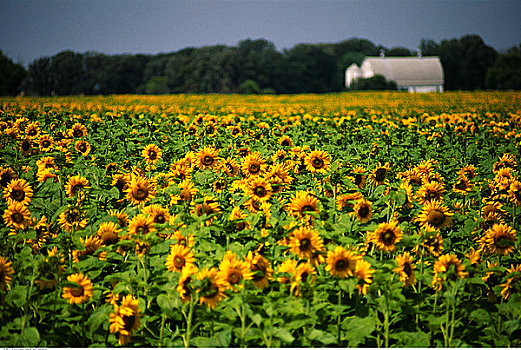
[362,57,444,86]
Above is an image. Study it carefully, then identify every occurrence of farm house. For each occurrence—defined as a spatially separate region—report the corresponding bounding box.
[346,53,445,92]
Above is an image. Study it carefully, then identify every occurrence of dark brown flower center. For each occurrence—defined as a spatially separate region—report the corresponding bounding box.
[311,157,324,169]
[249,163,260,174]
[382,230,395,245]
[455,180,467,190]
[202,155,214,166]
[148,150,157,160]
[42,140,51,148]
[375,168,387,182]
[335,259,348,271]
[254,185,266,197]
[427,210,445,227]
[155,214,165,224]
[79,144,87,153]
[123,315,136,332]
[228,271,241,285]
[180,189,192,202]
[301,205,315,213]
[67,210,80,222]
[70,286,84,297]
[11,189,25,202]
[355,174,363,186]
[12,212,24,223]
[403,262,412,277]
[300,238,311,251]
[174,256,185,269]
[73,129,83,138]
[28,128,37,136]
[358,206,370,218]
[134,187,148,200]
[136,225,148,235]
[495,235,512,249]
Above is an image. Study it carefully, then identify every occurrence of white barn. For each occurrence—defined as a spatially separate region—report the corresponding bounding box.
[346,54,444,92]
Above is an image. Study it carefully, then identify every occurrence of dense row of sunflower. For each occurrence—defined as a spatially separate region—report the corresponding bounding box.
[0,92,521,347]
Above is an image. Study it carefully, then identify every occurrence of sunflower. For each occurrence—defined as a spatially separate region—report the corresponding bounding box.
[500,264,521,300]
[212,178,228,194]
[398,168,425,187]
[128,214,155,236]
[69,123,88,139]
[271,150,287,164]
[288,226,325,260]
[336,192,363,211]
[75,140,91,156]
[197,267,227,309]
[245,251,273,290]
[452,176,473,195]
[3,202,31,230]
[493,153,516,173]
[19,137,34,156]
[142,144,162,164]
[58,206,88,232]
[4,178,33,206]
[172,180,197,205]
[193,196,221,225]
[304,150,331,174]
[325,246,361,278]
[228,206,251,232]
[109,294,141,346]
[126,176,156,206]
[142,203,170,225]
[393,252,417,287]
[458,164,478,180]
[245,176,273,202]
[371,220,403,252]
[65,175,90,198]
[37,168,58,183]
[354,260,375,295]
[278,135,293,147]
[0,256,14,291]
[38,134,54,152]
[62,273,93,304]
[25,121,41,139]
[432,254,468,291]
[508,180,521,206]
[288,191,319,221]
[108,209,129,228]
[416,200,453,231]
[220,157,240,177]
[170,231,195,248]
[196,146,220,170]
[265,163,294,193]
[0,166,17,188]
[349,166,367,189]
[218,251,254,291]
[291,262,316,297]
[368,162,390,187]
[73,235,103,263]
[353,198,373,223]
[480,223,517,256]
[165,244,196,273]
[97,221,121,246]
[241,152,266,177]
[416,181,445,205]
[177,265,198,303]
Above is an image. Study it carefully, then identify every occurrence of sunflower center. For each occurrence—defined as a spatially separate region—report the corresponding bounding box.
[300,271,309,282]
[204,204,215,215]
[70,286,84,297]
[134,188,148,200]
[375,168,387,182]
[202,155,214,166]
[136,225,148,235]
[403,262,412,277]
[249,163,260,174]
[28,128,37,136]
[174,256,185,269]
[42,140,51,148]
[79,144,87,153]
[382,230,395,245]
[71,184,83,196]
[482,205,496,217]
[335,259,348,271]
[11,189,25,202]
[281,140,290,146]
[12,212,24,223]
[410,175,421,185]
[67,210,80,222]
[21,140,31,152]
[155,214,165,224]
[180,189,192,202]
[236,222,246,231]
[455,180,466,190]
[123,315,136,332]
[427,190,440,200]
[73,129,83,138]
[101,231,118,245]
[495,235,512,249]
[254,185,266,197]
[358,206,370,218]
[427,210,446,227]
[300,238,311,251]
[148,150,157,160]
[228,271,241,285]
[311,157,324,169]
[355,174,363,186]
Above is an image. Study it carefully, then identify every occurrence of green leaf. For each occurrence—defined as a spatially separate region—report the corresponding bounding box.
[87,306,109,336]
[469,308,491,325]
[157,294,180,316]
[5,285,27,307]
[21,327,40,347]
[193,329,231,347]
[391,331,430,347]
[273,327,295,344]
[343,315,375,347]
[308,329,337,345]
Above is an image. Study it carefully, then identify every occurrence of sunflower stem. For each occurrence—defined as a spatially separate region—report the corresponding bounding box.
[159,314,166,347]
[337,288,342,344]
[183,296,195,347]
[383,293,390,348]
[81,302,87,347]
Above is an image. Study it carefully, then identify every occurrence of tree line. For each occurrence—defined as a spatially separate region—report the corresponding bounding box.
[1,34,520,96]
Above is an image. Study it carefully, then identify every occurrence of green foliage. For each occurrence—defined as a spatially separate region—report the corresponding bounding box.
[349,74,398,91]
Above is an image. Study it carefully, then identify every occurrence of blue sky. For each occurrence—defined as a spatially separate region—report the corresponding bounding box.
[1,0,520,66]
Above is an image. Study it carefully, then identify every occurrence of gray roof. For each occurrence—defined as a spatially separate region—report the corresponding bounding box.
[363,57,444,86]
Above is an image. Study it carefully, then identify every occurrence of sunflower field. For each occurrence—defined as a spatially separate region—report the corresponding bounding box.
[1,92,521,347]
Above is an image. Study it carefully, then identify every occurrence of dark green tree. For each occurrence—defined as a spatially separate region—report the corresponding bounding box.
[486,46,521,90]
[0,50,26,96]
[349,74,397,91]
[27,57,53,96]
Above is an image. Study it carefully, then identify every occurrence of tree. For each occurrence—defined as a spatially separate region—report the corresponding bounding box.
[386,47,413,56]
[27,57,53,96]
[238,79,261,94]
[0,51,26,96]
[49,51,85,95]
[349,74,397,91]
[486,48,521,90]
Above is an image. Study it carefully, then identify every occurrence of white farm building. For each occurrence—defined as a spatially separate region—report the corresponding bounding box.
[346,54,444,92]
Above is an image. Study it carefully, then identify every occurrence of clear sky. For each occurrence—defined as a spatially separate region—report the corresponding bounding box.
[1,0,520,66]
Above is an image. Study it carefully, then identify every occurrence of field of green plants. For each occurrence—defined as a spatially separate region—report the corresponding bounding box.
[0,92,520,347]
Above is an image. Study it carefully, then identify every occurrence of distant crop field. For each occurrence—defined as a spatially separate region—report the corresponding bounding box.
[1,92,520,347]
